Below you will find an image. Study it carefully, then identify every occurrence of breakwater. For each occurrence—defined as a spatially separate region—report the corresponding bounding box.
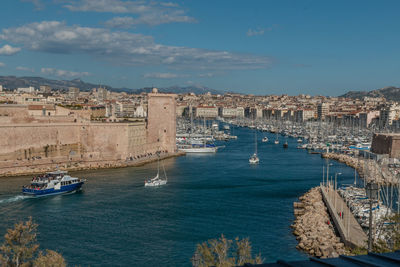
[292,187,347,258]
[322,152,398,185]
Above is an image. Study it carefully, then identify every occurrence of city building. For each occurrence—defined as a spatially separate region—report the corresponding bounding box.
[40,85,52,94]
[317,103,330,120]
[17,86,35,93]
[196,106,218,118]
[68,87,80,100]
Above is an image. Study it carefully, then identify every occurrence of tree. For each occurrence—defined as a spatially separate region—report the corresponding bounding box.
[0,218,66,267]
[192,234,263,267]
[0,218,39,267]
[34,250,66,267]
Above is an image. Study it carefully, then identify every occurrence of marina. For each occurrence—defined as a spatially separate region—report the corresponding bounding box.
[0,126,361,266]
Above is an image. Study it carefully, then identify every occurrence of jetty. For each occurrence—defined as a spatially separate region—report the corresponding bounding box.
[320,184,367,248]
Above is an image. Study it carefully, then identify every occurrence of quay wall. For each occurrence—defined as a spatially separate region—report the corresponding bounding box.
[0,151,185,178]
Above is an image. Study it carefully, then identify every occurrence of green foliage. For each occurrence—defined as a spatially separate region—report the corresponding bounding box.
[350,246,367,255]
[0,217,66,267]
[0,217,39,267]
[192,234,264,267]
[34,250,66,267]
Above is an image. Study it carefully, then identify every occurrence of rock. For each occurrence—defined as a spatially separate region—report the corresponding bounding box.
[292,186,349,258]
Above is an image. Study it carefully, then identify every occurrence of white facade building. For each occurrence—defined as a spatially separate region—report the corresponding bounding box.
[17,86,35,93]
[196,106,218,118]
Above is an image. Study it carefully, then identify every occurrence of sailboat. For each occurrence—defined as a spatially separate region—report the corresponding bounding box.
[177,117,217,153]
[274,132,279,144]
[283,137,288,148]
[262,136,268,142]
[249,131,259,164]
[145,154,167,187]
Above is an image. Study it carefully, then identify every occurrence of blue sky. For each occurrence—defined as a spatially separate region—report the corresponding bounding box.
[0,0,399,95]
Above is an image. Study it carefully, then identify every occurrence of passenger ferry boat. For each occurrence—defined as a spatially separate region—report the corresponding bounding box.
[22,170,86,197]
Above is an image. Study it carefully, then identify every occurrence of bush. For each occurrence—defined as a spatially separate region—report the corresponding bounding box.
[0,217,66,267]
[192,234,263,267]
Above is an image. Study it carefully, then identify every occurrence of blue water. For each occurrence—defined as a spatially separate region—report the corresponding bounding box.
[0,127,357,266]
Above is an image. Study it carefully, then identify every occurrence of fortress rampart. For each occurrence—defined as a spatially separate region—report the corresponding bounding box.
[0,93,178,176]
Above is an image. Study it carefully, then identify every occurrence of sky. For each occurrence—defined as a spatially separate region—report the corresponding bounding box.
[0,0,400,95]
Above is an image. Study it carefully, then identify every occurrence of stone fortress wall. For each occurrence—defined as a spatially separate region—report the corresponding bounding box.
[0,93,177,176]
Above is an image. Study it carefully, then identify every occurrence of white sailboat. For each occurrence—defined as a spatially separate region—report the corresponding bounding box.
[145,155,167,187]
[262,136,268,142]
[249,131,259,164]
[274,132,279,144]
[178,116,218,153]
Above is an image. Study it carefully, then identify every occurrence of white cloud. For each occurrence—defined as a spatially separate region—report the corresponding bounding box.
[64,0,196,26]
[0,21,272,70]
[0,62,5,67]
[247,26,275,37]
[143,72,180,79]
[41,67,90,78]
[20,0,44,10]
[16,66,35,72]
[104,17,135,28]
[198,73,216,78]
[0,44,21,55]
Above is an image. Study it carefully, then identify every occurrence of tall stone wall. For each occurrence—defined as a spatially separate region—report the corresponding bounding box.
[371,133,400,158]
[0,94,177,165]
[0,122,149,161]
[147,93,176,152]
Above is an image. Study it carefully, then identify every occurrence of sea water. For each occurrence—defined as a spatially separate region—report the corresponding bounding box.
[0,127,357,266]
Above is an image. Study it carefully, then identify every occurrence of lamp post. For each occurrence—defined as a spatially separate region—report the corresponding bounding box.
[366,182,379,252]
[334,172,342,209]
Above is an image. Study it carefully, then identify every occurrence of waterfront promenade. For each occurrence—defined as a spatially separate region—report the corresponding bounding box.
[321,184,367,248]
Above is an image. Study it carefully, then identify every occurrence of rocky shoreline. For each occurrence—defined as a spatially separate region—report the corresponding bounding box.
[292,187,347,258]
[0,151,185,178]
[322,153,364,177]
[322,152,397,185]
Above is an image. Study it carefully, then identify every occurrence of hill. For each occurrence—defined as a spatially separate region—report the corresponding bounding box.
[0,76,223,95]
[340,86,400,101]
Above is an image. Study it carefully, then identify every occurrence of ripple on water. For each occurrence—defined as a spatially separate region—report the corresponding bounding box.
[0,127,358,266]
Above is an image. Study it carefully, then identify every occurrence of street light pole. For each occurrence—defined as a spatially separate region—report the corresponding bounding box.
[366,182,379,252]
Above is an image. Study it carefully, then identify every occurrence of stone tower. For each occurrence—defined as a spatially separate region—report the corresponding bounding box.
[147,93,177,152]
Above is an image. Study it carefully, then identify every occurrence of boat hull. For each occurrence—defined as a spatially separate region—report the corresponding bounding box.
[145,180,167,187]
[179,147,217,153]
[22,182,84,197]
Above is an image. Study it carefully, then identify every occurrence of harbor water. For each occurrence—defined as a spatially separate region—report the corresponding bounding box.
[0,127,357,266]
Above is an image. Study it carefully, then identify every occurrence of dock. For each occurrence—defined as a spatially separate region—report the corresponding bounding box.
[320,184,367,248]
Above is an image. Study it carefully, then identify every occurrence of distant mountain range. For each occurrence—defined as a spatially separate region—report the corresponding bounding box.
[340,86,400,101]
[0,76,224,95]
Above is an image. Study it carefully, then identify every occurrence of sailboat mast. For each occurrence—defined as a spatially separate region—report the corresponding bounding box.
[203,116,206,148]
[157,154,160,176]
[255,131,257,154]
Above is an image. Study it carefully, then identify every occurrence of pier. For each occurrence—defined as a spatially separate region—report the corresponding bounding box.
[320,184,367,248]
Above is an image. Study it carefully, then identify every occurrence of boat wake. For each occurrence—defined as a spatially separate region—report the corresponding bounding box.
[0,195,30,204]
